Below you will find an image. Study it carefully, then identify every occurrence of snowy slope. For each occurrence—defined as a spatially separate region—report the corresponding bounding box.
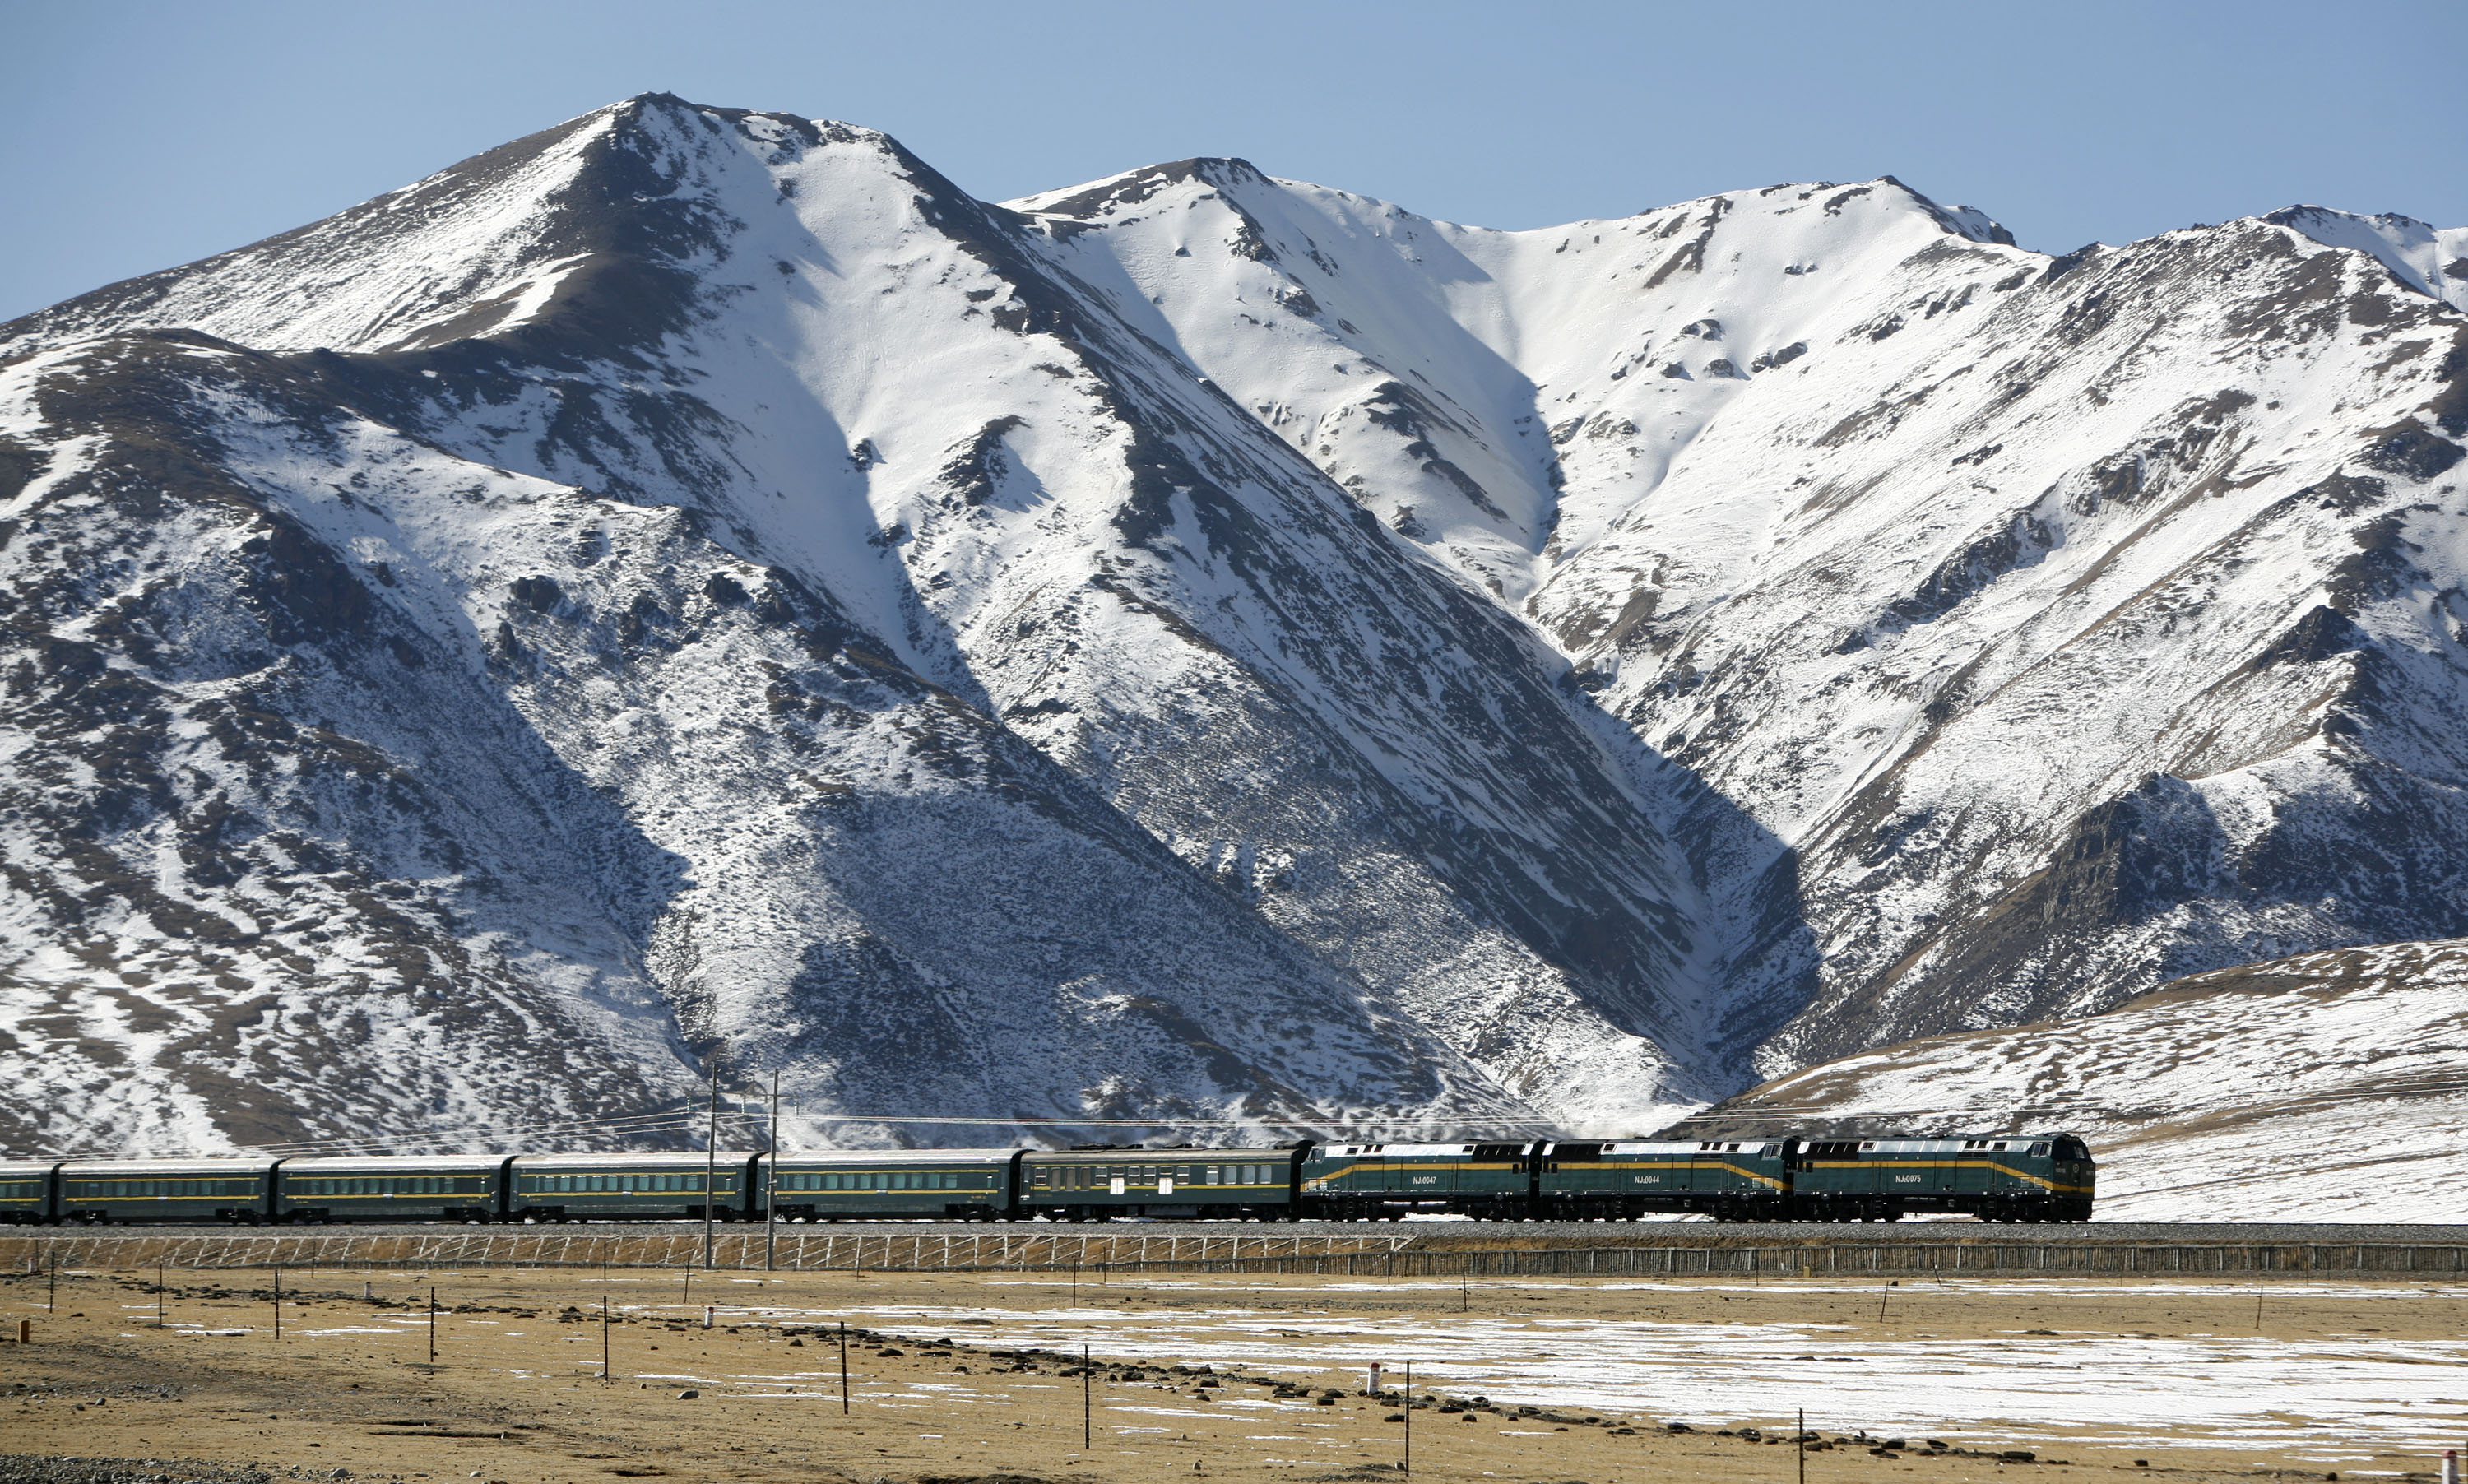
[1690,938,2468,1222]
[0,98,1719,1153]
[2,95,2464,1156]
[2268,205,2468,312]
[1018,161,2468,1076]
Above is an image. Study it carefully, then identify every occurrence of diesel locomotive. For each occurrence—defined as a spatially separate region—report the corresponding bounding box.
[0,1131,2092,1225]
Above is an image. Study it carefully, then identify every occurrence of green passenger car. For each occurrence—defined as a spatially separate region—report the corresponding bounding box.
[276,1156,505,1223]
[764,1148,1018,1222]
[1538,1139,1793,1220]
[57,1158,277,1224]
[1788,1133,2095,1222]
[508,1152,762,1222]
[0,1161,56,1225]
[1019,1147,1299,1221]
[1297,1143,1535,1220]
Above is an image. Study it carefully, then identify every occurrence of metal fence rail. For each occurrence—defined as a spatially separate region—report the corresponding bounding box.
[2,1229,2459,1278]
[0,1228,1417,1273]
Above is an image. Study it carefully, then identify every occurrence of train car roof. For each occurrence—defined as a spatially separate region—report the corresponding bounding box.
[770,1148,1022,1165]
[279,1155,508,1172]
[1835,1135,2053,1152]
[1022,1147,1286,1162]
[1594,1140,1774,1155]
[58,1157,276,1176]
[509,1152,760,1171]
[0,1160,62,1176]
[1308,1143,1532,1158]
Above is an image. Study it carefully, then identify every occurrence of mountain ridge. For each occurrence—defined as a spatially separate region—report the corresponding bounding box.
[2,93,2462,1161]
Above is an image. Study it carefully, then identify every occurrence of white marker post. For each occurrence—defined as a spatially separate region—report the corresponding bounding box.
[1367,1361,1384,1396]
[2440,1449,2458,1484]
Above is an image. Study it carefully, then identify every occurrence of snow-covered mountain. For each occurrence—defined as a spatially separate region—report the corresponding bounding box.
[1684,937,2468,1222]
[1016,155,2468,1076]
[2,95,2461,1157]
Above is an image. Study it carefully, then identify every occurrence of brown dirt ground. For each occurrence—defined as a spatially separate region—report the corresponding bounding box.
[0,1267,2451,1484]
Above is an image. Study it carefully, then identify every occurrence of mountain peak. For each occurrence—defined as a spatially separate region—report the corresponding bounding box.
[2259,203,2468,311]
[1010,156,1275,220]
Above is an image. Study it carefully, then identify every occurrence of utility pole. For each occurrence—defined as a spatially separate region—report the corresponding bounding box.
[703,1061,720,1271]
[765,1069,781,1273]
[601,1294,611,1380]
[1798,1407,1807,1484]
[1403,1359,1412,1475]
[838,1320,850,1414]
[155,1263,164,1329]
[1083,1343,1093,1450]
[427,1285,437,1366]
[272,1268,281,1343]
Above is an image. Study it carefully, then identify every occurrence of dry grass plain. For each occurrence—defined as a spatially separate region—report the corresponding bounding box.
[3,1264,2461,1484]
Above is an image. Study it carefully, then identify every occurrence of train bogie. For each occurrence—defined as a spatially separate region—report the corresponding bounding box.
[764,1149,1017,1221]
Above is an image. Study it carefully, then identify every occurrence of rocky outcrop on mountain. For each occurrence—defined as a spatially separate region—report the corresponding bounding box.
[1677,938,2468,1221]
[2,94,2463,1155]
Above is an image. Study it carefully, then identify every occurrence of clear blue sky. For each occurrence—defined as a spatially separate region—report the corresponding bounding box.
[5,0,2463,322]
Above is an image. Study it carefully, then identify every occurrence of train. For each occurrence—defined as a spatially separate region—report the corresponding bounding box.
[0,1132,2094,1225]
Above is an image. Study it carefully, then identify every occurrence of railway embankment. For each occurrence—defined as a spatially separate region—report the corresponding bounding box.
[2,1222,2464,1278]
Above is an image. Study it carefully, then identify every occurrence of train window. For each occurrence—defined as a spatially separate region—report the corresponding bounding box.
[1992,1142,2007,1152]
[2030,1143,2049,1156]
[1859,1141,1875,1150]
